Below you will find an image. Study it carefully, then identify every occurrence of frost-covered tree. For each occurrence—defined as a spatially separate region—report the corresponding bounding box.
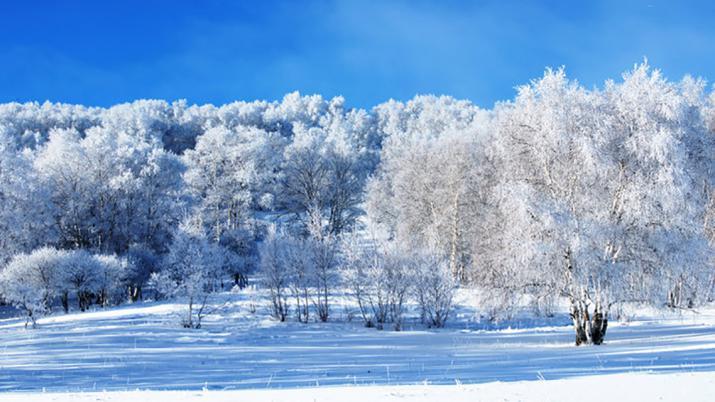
[218,227,258,288]
[367,96,491,282]
[182,125,279,285]
[94,254,128,307]
[33,129,95,249]
[33,126,184,254]
[60,250,103,312]
[412,250,456,328]
[0,247,68,326]
[372,95,484,142]
[258,226,291,321]
[704,193,715,302]
[0,259,48,328]
[0,134,52,263]
[0,101,101,149]
[341,239,412,330]
[257,224,338,323]
[278,105,376,236]
[152,220,223,328]
[279,127,330,234]
[0,248,132,315]
[485,64,713,345]
[184,126,279,241]
[283,235,314,323]
[306,229,339,322]
[123,244,160,302]
[367,130,486,281]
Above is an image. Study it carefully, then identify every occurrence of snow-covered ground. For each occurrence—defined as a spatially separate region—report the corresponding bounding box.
[1,372,713,402]
[1,289,714,401]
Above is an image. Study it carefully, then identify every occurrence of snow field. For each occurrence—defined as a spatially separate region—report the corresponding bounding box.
[0,288,714,400]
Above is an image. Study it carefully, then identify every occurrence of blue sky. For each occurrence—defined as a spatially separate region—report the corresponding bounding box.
[0,0,713,108]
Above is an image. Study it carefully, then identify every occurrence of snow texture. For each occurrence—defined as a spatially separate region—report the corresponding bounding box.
[0,290,714,399]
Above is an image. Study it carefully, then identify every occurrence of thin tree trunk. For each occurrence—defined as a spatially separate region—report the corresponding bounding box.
[61,291,69,313]
[448,193,461,281]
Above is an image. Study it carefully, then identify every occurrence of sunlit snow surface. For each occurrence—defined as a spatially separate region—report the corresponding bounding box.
[1,289,714,401]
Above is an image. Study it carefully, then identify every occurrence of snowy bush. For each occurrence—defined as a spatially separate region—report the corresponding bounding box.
[124,245,160,302]
[0,247,68,327]
[342,239,412,330]
[412,251,456,328]
[218,226,258,288]
[258,226,338,323]
[151,221,223,329]
[0,262,47,328]
[94,254,128,307]
[0,248,129,319]
[283,235,314,323]
[258,227,291,322]
[340,234,371,325]
[59,250,104,312]
[306,233,338,322]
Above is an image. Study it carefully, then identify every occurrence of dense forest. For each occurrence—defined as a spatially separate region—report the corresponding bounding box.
[1,62,714,345]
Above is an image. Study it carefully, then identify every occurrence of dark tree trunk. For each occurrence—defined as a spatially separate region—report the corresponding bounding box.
[571,300,608,346]
[233,273,248,289]
[61,291,69,313]
[78,291,92,312]
[591,310,608,345]
[129,286,142,302]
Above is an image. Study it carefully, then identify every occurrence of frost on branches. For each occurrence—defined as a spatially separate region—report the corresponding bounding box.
[151,220,224,329]
[0,248,129,326]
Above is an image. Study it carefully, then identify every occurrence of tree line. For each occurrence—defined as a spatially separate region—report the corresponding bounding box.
[1,62,714,344]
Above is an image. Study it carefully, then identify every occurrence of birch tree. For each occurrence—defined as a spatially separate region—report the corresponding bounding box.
[489,64,712,345]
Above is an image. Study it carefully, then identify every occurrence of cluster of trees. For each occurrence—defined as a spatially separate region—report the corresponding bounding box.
[341,238,456,330]
[0,93,381,327]
[368,63,715,344]
[259,227,456,330]
[259,225,339,323]
[0,247,126,327]
[1,62,714,345]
